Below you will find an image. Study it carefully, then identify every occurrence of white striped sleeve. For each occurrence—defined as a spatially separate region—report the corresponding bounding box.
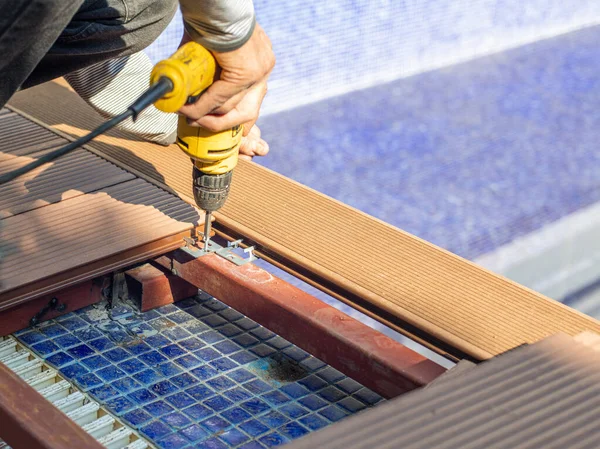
[179,0,256,52]
[64,52,177,146]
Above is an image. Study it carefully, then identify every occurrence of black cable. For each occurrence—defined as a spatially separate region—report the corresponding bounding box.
[0,77,174,186]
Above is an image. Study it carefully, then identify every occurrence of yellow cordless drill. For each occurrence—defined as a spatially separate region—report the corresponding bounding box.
[150,42,243,250]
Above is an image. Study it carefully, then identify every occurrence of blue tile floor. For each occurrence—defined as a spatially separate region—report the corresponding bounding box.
[16,294,383,449]
[257,25,600,260]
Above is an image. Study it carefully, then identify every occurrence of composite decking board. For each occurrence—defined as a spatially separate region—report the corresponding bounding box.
[284,333,600,449]
[0,108,201,306]
[9,80,600,360]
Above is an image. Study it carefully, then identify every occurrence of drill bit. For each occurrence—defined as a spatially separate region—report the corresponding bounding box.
[203,211,212,251]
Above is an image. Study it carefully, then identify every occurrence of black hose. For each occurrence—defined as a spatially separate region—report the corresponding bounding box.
[0,77,174,186]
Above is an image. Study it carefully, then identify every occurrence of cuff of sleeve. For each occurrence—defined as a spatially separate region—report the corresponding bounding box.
[184,14,256,53]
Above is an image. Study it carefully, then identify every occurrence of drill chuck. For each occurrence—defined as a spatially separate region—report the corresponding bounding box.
[193,167,233,212]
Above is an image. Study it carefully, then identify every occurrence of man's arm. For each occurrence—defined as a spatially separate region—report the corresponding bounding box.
[177,1,275,138]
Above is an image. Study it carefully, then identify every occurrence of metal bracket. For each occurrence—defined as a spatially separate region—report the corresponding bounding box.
[183,238,257,266]
[30,297,66,327]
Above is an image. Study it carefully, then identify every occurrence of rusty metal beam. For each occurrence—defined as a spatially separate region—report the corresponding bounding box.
[125,262,198,312]
[0,279,105,336]
[0,363,104,449]
[155,250,446,398]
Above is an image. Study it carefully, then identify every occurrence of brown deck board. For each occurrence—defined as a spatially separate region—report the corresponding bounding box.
[0,107,201,309]
[9,80,600,360]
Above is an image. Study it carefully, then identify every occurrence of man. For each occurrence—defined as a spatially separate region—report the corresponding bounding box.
[0,0,275,158]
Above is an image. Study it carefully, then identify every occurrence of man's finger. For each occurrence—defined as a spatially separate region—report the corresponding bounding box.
[178,79,245,120]
[191,108,250,132]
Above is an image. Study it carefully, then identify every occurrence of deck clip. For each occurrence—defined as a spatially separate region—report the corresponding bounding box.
[182,238,257,266]
[30,297,66,327]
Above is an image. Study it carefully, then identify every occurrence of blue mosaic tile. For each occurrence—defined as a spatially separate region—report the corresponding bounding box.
[97,365,126,382]
[213,340,241,355]
[262,391,291,406]
[198,437,228,449]
[230,351,259,365]
[299,375,328,392]
[171,373,198,389]
[72,327,102,341]
[195,347,220,362]
[67,344,95,359]
[151,380,179,396]
[102,326,133,344]
[220,428,249,446]
[282,346,310,362]
[280,383,310,400]
[75,372,103,390]
[110,304,135,319]
[239,442,266,449]
[318,386,346,403]
[56,316,87,331]
[250,328,275,341]
[221,407,251,425]
[185,385,215,401]
[166,392,197,409]
[160,344,187,358]
[353,388,382,405]
[18,331,47,345]
[89,384,120,400]
[140,350,168,366]
[168,311,195,324]
[174,354,202,369]
[299,414,329,431]
[158,304,180,315]
[260,411,289,429]
[88,337,115,352]
[141,310,161,321]
[128,389,158,405]
[259,432,288,447]
[240,419,270,437]
[163,412,192,429]
[105,396,135,414]
[104,347,130,363]
[218,324,243,338]
[60,363,88,378]
[145,334,172,347]
[280,403,310,419]
[203,396,233,412]
[317,367,345,383]
[141,420,172,440]
[183,321,210,334]
[266,337,291,350]
[133,369,163,384]
[207,376,235,391]
[162,327,191,341]
[319,405,348,422]
[46,351,74,367]
[227,368,255,384]
[241,398,271,415]
[337,397,367,413]
[200,416,231,432]
[198,331,225,344]
[39,323,68,337]
[243,379,272,395]
[112,377,142,394]
[233,334,260,348]
[336,378,362,394]
[203,299,228,312]
[235,318,259,331]
[119,358,148,375]
[299,357,326,372]
[157,433,189,449]
[184,404,213,420]
[123,409,153,428]
[144,400,175,417]
[223,387,253,403]
[219,308,244,322]
[155,362,183,377]
[185,304,212,318]
[32,340,59,356]
[125,341,152,355]
[210,358,238,372]
[175,297,198,308]
[181,424,209,442]
[202,314,228,328]
[81,355,110,370]
[54,334,82,349]
[178,337,205,351]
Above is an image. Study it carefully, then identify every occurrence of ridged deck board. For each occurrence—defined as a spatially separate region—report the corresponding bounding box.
[284,333,600,449]
[9,80,600,360]
[0,109,201,307]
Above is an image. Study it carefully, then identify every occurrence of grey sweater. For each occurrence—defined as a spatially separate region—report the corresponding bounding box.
[180,0,256,52]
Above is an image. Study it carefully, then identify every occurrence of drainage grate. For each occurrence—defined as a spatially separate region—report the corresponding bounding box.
[0,335,150,449]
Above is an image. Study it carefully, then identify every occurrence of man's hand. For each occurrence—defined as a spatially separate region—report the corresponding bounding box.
[239,124,269,161]
[178,23,275,138]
